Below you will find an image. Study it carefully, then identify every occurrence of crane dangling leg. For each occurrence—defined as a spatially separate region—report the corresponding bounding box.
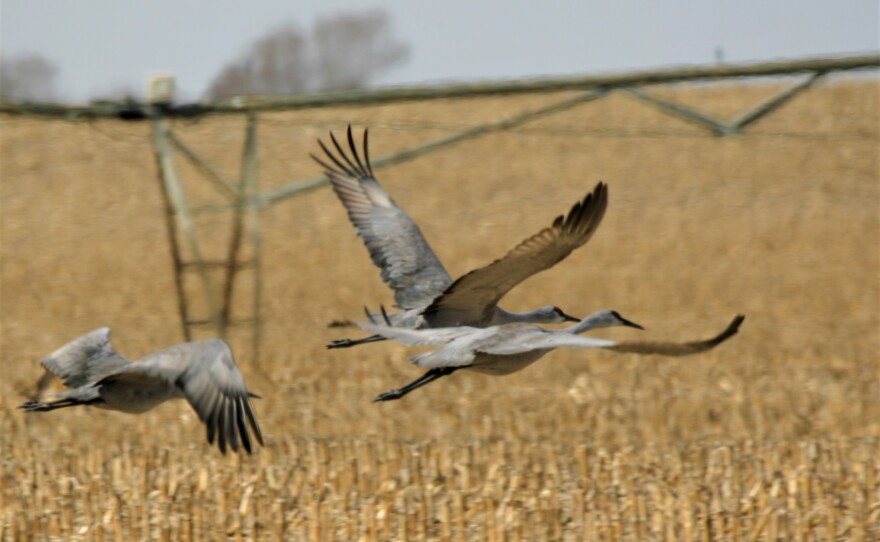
[327,305,397,349]
[373,367,460,402]
[327,334,388,349]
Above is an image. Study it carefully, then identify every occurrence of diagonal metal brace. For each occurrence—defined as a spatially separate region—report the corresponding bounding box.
[185,90,609,215]
[726,72,824,133]
[620,87,731,136]
[620,71,826,136]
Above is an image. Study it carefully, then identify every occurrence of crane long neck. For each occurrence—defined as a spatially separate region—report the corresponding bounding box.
[564,311,615,335]
[492,307,546,324]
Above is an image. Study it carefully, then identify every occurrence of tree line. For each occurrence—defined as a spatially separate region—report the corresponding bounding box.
[0,10,408,103]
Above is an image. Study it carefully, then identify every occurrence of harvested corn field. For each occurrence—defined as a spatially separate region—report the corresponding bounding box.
[1,78,878,540]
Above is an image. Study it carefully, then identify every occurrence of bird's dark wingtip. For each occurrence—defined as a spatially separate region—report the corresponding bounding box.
[730,314,746,331]
[715,314,746,343]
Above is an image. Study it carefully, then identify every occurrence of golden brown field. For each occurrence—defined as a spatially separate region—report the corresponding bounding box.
[1,78,878,540]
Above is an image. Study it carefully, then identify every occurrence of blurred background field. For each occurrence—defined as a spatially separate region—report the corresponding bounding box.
[1,78,878,540]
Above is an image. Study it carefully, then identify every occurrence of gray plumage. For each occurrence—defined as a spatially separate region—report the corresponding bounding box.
[313,127,452,310]
[19,328,264,454]
[359,312,744,401]
[313,127,605,346]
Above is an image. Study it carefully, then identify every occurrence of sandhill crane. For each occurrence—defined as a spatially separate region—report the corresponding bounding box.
[359,311,744,401]
[313,126,607,348]
[19,328,264,454]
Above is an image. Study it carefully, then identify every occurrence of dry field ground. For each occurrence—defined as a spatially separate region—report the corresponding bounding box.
[1,77,878,540]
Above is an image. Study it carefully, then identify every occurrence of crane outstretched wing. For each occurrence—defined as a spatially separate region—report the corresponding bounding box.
[100,339,263,454]
[422,182,608,327]
[313,126,453,309]
[40,327,130,389]
[357,320,480,346]
[607,315,745,356]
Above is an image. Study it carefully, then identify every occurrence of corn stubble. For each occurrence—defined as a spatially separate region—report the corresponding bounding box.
[1,79,877,540]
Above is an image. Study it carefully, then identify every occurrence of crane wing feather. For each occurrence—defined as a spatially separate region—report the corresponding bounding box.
[357,320,479,345]
[314,127,453,309]
[40,327,130,389]
[422,182,608,327]
[606,315,744,356]
[102,339,263,454]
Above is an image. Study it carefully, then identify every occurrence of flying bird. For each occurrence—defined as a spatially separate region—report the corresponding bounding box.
[19,328,264,454]
[313,126,607,347]
[359,310,744,401]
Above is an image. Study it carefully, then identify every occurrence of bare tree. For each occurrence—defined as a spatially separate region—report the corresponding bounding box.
[205,63,253,99]
[0,53,59,101]
[206,23,309,98]
[311,10,410,91]
[205,10,409,99]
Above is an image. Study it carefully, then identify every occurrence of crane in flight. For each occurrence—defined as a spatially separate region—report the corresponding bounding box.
[313,126,607,348]
[359,309,744,402]
[19,328,264,454]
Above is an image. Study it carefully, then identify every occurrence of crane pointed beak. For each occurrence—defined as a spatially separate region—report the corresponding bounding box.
[621,316,645,330]
[561,312,580,323]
